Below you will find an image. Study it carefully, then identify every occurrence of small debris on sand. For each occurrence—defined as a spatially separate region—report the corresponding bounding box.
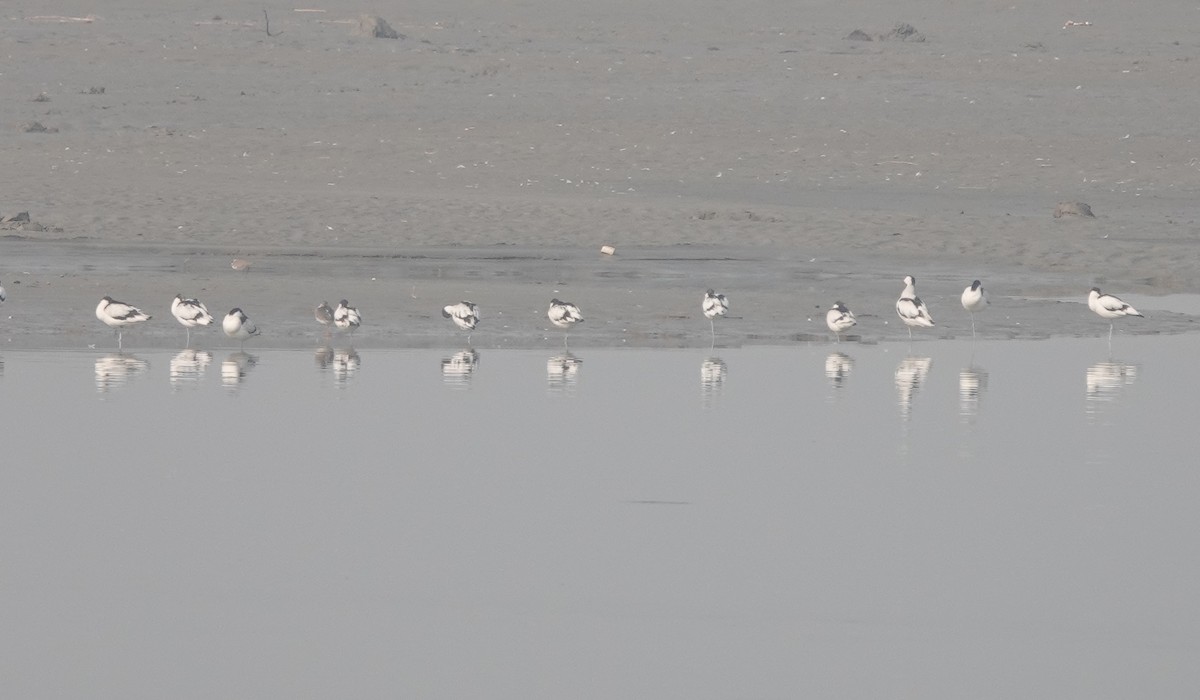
[600,245,616,256]
[231,258,252,271]
[1053,202,1095,219]
[845,23,926,42]
[353,15,403,39]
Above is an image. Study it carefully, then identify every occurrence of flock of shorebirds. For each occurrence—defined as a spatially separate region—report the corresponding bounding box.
[77,274,1145,350]
[699,276,1142,345]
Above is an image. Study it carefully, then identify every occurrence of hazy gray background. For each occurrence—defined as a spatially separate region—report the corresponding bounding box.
[1,337,1196,698]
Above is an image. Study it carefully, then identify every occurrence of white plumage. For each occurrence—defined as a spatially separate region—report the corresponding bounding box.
[961,280,987,312]
[223,308,260,346]
[702,289,729,320]
[171,293,214,346]
[896,275,934,339]
[0,279,6,302]
[442,301,480,334]
[96,296,151,350]
[548,298,583,347]
[702,289,729,343]
[548,298,583,328]
[334,299,362,333]
[961,280,987,338]
[1088,287,1143,340]
[825,301,857,342]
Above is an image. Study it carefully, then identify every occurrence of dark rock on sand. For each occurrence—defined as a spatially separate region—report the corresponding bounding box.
[1053,202,1095,218]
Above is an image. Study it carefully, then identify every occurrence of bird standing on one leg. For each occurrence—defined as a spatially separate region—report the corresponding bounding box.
[1088,287,1142,341]
[171,293,214,347]
[701,289,729,345]
[825,301,857,343]
[961,280,987,339]
[96,296,151,350]
[896,275,935,341]
[548,298,583,347]
[442,301,480,344]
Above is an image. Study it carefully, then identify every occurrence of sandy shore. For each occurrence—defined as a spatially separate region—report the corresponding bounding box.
[3,1,1199,348]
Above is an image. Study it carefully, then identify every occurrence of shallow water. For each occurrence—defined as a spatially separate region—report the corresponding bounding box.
[2,335,1198,698]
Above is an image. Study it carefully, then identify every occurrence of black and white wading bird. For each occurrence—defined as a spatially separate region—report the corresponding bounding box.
[896,275,935,340]
[547,298,583,346]
[960,280,988,339]
[702,289,729,344]
[223,308,260,348]
[334,299,361,334]
[96,296,151,350]
[1088,288,1143,340]
[825,301,857,343]
[442,301,480,343]
[171,293,214,346]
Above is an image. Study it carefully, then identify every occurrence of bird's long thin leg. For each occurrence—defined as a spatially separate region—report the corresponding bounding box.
[186,328,192,348]
[970,314,976,340]
[117,331,123,351]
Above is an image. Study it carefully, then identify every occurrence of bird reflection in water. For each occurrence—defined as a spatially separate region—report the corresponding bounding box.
[221,351,258,391]
[441,349,480,389]
[169,349,212,390]
[958,362,989,421]
[700,356,727,407]
[95,354,149,393]
[331,348,360,385]
[547,353,582,395]
[314,345,334,370]
[1086,361,1138,416]
[895,356,932,420]
[824,352,854,394]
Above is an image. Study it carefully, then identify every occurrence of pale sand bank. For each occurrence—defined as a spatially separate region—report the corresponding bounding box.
[3,1,1199,348]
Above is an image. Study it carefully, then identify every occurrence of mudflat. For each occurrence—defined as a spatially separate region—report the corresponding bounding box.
[3,1,1198,348]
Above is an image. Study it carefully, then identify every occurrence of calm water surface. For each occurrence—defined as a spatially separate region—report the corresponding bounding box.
[2,335,1197,698]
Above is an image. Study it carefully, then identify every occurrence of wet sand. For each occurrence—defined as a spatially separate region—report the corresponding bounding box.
[3,1,1199,348]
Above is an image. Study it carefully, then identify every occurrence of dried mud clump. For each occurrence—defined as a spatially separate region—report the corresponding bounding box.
[1053,202,1095,219]
[20,121,58,133]
[1,211,62,233]
[353,15,403,39]
[845,23,926,42]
